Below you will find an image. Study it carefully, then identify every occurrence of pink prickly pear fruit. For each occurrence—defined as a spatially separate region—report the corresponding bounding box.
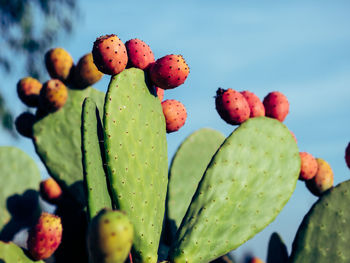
[45,47,74,82]
[40,178,63,204]
[305,158,334,196]
[39,79,68,112]
[27,212,63,260]
[161,99,187,133]
[87,209,133,263]
[17,77,43,107]
[15,112,36,138]
[149,54,189,90]
[299,152,318,181]
[156,86,164,102]
[345,142,350,169]
[74,53,104,89]
[215,88,250,125]
[125,38,155,70]
[240,90,265,117]
[263,91,289,122]
[92,34,128,75]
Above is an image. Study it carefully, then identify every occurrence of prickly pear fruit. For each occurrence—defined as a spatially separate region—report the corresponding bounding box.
[290,131,297,143]
[149,54,189,89]
[249,257,264,263]
[299,152,318,181]
[17,77,43,107]
[305,158,334,196]
[45,47,74,82]
[39,79,68,112]
[92,34,128,75]
[87,209,134,263]
[215,88,250,125]
[161,99,187,133]
[156,86,164,102]
[27,212,63,260]
[240,90,265,117]
[74,53,104,89]
[263,91,289,122]
[40,178,63,204]
[345,142,350,169]
[125,38,155,70]
[15,112,36,138]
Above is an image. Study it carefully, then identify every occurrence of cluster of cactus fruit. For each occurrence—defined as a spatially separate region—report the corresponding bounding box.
[0,32,350,263]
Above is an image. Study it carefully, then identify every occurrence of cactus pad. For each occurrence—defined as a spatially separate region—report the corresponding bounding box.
[289,180,350,263]
[0,241,44,262]
[32,87,104,206]
[82,97,112,220]
[167,128,225,237]
[104,68,168,263]
[168,117,300,263]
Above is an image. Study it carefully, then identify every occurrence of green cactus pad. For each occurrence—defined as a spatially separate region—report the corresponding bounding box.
[168,117,300,263]
[32,87,105,206]
[104,68,168,263]
[167,128,225,237]
[289,180,350,263]
[0,241,44,262]
[267,232,288,263]
[0,147,41,234]
[82,97,113,220]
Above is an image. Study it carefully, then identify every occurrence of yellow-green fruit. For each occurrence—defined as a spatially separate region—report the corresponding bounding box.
[88,209,134,263]
[17,77,42,107]
[305,158,334,196]
[74,53,104,89]
[39,79,68,112]
[45,47,74,81]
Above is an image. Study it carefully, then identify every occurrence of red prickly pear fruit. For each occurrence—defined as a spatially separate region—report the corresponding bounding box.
[149,54,189,90]
[249,257,264,263]
[17,77,43,107]
[263,91,289,122]
[215,88,250,125]
[240,90,265,117]
[27,212,63,260]
[39,79,68,112]
[92,34,128,75]
[87,209,134,263]
[305,158,334,196]
[299,152,318,181]
[15,112,36,138]
[74,53,104,89]
[156,86,164,102]
[161,99,187,133]
[345,142,350,169]
[40,178,63,204]
[125,38,155,70]
[45,47,74,82]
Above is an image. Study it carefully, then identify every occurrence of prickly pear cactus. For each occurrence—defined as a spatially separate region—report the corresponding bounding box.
[166,128,225,238]
[82,97,112,220]
[267,232,288,263]
[168,117,300,263]
[32,87,104,206]
[103,68,168,263]
[0,241,44,263]
[0,147,41,235]
[290,180,350,263]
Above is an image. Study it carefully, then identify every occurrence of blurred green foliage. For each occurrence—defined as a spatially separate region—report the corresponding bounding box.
[0,0,78,135]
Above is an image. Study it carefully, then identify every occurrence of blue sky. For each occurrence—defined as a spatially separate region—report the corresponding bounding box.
[1,0,350,261]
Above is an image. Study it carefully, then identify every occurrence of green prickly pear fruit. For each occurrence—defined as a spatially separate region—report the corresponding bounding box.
[305,158,334,196]
[17,77,42,107]
[74,53,104,89]
[39,79,68,112]
[87,209,134,263]
[45,47,74,82]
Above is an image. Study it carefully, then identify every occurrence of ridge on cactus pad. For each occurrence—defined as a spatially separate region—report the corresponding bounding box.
[104,68,168,263]
[168,117,300,263]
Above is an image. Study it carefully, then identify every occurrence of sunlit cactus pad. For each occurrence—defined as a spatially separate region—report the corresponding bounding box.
[169,117,300,263]
[32,87,104,206]
[0,241,44,262]
[290,180,350,263]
